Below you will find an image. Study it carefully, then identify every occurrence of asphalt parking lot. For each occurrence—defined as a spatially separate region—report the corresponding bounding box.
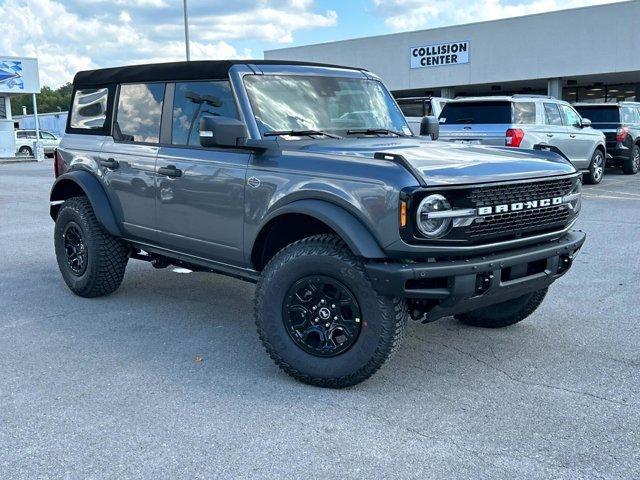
[1,160,639,479]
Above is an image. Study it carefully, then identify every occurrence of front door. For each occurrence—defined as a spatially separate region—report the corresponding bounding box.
[155,80,249,264]
[560,104,593,169]
[100,82,165,241]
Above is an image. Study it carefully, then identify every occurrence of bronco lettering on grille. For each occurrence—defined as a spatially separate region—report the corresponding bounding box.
[477,197,563,215]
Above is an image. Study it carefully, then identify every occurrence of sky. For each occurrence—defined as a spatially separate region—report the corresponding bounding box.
[0,0,628,88]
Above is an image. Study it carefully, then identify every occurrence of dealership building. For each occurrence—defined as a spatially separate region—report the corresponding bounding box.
[266,1,640,103]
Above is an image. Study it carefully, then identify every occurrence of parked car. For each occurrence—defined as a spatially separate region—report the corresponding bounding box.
[573,102,640,175]
[50,61,585,388]
[438,95,607,184]
[396,96,448,136]
[15,129,61,157]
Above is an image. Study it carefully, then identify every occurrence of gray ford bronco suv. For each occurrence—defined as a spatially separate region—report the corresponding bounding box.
[51,61,585,388]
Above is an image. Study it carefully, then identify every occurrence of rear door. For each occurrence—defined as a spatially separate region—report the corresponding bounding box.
[155,79,249,264]
[100,82,165,241]
[438,101,511,146]
[542,102,569,155]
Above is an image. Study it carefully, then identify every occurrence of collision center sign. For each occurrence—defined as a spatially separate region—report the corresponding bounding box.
[410,41,470,69]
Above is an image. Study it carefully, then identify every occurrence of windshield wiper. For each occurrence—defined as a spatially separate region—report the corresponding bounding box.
[346,128,407,137]
[263,130,341,139]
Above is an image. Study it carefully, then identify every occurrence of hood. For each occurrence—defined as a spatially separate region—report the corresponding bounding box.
[296,137,576,186]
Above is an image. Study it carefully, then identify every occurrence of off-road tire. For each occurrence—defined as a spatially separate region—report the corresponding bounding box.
[622,144,640,175]
[254,234,407,388]
[54,196,129,298]
[583,149,605,184]
[455,288,548,328]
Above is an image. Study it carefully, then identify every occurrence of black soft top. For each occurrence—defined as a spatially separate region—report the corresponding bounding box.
[73,60,360,87]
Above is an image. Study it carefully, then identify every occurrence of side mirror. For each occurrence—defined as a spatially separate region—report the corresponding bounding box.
[581,118,592,128]
[420,116,440,140]
[200,115,248,148]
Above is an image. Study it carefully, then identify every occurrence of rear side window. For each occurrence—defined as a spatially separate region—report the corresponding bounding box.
[439,102,511,124]
[171,81,238,146]
[574,106,619,123]
[513,102,536,124]
[115,83,165,143]
[621,107,638,124]
[16,131,28,138]
[70,88,109,129]
[397,100,424,117]
[544,103,564,126]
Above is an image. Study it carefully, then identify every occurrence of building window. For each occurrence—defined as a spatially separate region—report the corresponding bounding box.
[171,81,238,146]
[115,83,165,143]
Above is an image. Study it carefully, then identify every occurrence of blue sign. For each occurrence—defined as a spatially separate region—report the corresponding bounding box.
[0,60,24,90]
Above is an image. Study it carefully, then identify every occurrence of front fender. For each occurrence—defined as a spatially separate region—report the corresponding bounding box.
[257,199,386,259]
[50,170,121,237]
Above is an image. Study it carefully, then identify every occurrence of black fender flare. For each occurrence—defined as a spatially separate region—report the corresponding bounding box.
[257,199,386,259]
[50,170,121,237]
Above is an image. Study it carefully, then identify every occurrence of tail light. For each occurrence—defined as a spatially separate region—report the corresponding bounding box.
[54,149,66,177]
[505,128,525,148]
[616,127,629,143]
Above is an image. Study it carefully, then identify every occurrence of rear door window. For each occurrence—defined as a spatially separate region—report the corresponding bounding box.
[171,81,238,146]
[544,103,564,126]
[439,101,511,124]
[574,106,619,124]
[70,88,109,130]
[513,102,536,124]
[115,83,165,143]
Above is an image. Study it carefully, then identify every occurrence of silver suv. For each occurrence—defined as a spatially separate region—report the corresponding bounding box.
[15,129,61,157]
[438,95,607,184]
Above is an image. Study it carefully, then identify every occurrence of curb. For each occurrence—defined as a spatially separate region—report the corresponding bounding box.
[0,157,38,164]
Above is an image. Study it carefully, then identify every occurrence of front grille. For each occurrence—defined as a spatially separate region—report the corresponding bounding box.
[468,177,574,208]
[468,205,571,238]
[462,176,577,242]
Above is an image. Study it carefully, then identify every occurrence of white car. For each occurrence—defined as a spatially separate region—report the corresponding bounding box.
[15,129,61,157]
[396,96,449,135]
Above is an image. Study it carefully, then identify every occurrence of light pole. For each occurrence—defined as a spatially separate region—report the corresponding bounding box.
[183,0,191,61]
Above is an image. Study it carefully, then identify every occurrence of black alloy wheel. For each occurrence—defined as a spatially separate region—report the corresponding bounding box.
[63,222,88,276]
[283,275,362,357]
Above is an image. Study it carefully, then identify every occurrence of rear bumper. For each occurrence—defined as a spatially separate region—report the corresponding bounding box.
[365,231,586,322]
[606,144,630,160]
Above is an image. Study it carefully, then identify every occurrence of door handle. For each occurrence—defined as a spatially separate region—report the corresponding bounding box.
[157,165,182,178]
[546,134,554,138]
[570,134,577,138]
[100,158,119,169]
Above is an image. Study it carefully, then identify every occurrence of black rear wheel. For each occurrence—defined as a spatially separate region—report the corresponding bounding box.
[54,197,129,298]
[622,144,640,175]
[255,234,407,388]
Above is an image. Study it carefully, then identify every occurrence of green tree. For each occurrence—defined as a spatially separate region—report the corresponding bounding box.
[11,83,73,116]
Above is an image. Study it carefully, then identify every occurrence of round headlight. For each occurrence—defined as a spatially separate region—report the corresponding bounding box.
[416,194,452,238]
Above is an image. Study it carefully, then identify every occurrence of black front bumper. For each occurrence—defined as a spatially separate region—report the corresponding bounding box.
[366,231,586,323]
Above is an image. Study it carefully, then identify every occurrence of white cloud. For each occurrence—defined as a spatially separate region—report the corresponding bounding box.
[0,0,336,87]
[372,0,626,32]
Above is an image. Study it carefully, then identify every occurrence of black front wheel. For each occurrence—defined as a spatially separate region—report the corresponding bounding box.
[255,235,407,388]
[54,197,129,297]
[622,144,640,175]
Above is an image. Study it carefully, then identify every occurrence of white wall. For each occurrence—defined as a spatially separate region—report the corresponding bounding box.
[266,1,640,92]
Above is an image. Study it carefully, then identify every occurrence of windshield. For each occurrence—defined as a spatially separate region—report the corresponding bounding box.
[243,74,410,137]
